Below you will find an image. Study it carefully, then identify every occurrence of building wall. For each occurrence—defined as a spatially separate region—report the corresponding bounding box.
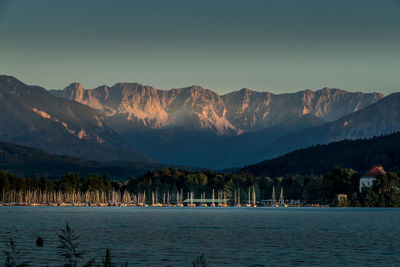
[359,177,376,192]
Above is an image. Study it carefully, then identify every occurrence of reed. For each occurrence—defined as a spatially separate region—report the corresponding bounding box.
[57,224,84,267]
[2,238,28,267]
[192,253,207,267]
[2,224,208,266]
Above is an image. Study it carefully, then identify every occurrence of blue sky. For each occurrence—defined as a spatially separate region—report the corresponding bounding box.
[0,0,399,94]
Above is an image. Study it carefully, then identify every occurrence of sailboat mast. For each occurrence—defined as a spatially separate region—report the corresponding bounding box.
[272,186,275,203]
[181,188,183,204]
[252,185,256,206]
[248,187,250,205]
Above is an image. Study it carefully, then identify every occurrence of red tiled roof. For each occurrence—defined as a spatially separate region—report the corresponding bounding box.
[365,166,386,177]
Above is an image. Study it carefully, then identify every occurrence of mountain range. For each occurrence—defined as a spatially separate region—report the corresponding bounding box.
[51,83,382,134]
[246,92,400,164]
[0,75,149,162]
[1,75,399,170]
[51,80,386,168]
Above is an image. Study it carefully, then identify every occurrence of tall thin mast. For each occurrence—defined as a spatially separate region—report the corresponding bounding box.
[248,187,250,206]
[252,185,256,206]
[272,186,275,203]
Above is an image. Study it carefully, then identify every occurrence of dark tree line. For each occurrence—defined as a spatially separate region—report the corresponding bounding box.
[1,166,400,206]
[242,132,400,177]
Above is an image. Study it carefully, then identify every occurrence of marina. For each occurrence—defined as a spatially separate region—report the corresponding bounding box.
[0,187,310,207]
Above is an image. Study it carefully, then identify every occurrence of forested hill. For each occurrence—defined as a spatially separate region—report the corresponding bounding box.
[0,142,192,180]
[241,132,400,177]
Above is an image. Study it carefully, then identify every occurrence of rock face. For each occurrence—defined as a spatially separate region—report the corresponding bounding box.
[53,83,237,135]
[222,88,383,131]
[52,83,383,135]
[49,81,387,168]
[0,75,149,162]
[1,75,393,169]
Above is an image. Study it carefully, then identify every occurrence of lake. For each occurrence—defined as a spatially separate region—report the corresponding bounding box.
[1,207,400,266]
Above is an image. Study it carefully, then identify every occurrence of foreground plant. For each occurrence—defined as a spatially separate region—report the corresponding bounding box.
[2,238,28,267]
[58,224,83,266]
[3,225,204,266]
[102,248,115,267]
[58,224,96,267]
[192,253,207,267]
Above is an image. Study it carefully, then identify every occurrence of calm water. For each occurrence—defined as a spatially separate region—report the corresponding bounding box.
[1,207,400,266]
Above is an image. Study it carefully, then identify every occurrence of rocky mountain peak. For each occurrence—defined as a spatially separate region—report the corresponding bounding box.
[112,82,149,93]
[0,75,25,95]
[63,82,85,101]
[0,75,150,163]
[0,75,21,84]
[317,87,346,95]
[0,75,51,99]
[171,85,210,97]
[50,81,385,135]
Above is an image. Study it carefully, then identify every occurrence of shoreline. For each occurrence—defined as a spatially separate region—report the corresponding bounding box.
[0,202,329,208]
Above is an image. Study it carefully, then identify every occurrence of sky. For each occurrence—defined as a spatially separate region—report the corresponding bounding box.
[0,0,399,94]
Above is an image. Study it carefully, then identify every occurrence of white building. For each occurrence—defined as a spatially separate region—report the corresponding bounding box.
[359,166,386,192]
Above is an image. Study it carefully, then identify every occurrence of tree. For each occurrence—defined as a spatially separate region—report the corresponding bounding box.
[223,179,234,199]
[58,173,83,193]
[365,173,400,207]
[321,167,359,203]
[302,175,324,203]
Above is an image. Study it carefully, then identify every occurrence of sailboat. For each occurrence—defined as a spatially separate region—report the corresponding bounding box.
[235,189,241,207]
[237,189,241,207]
[211,189,215,207]
[272,186,278,207]
[201,192,207,207]
[190,191,195,207]
[252,185,256,207]
[275,186,288,207]
[246,187,251,207]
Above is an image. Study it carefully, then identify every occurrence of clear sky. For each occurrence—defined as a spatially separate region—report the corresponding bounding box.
[0,0,399,94]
